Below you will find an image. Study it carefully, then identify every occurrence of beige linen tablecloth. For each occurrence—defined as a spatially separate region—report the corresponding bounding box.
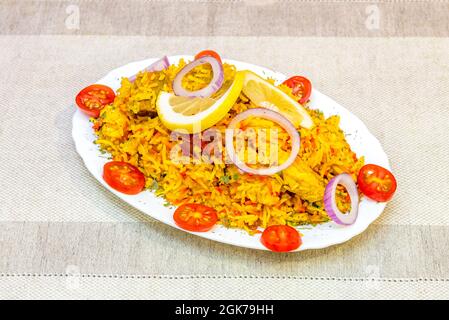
[1,0,449,299]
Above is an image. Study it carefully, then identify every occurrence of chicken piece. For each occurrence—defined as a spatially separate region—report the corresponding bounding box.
[126,71,166,116]
[282,157,325,202]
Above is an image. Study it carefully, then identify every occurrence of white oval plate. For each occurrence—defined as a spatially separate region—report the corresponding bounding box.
[72,55,390,252]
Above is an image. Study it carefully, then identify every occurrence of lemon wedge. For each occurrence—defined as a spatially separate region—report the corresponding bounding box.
[241,70,314,129]
[157,71,244,133]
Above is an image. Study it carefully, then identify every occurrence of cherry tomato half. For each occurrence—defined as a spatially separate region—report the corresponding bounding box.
[173,203,218,232]
[76,84,115,118]
[261,225,302,252]
[195,50,222,64]
[283,76,312,104]
[103,161,145,195]
[357,164,397,202]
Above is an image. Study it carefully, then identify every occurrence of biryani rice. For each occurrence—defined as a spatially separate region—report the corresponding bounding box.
[93,60,364,234]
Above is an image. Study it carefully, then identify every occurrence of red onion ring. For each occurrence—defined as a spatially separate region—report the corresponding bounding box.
[324,173,359,225]
[172,56,224,98]
[225,108,300,176]
[128,56,170,82]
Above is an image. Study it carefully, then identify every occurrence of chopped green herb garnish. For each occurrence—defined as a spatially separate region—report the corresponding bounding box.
[149,179,158,191]
[220,175,231,184]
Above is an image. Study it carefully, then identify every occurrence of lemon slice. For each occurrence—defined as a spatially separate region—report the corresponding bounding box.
[241,70,314,129]
[157,71,244,133]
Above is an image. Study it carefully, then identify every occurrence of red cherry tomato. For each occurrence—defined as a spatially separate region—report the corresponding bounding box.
[283,76,312,104]
[173,203,218,232]
[103,161,145,195]
[357,164,397,202]
[195,50,222,64]
[261,225,302,252]
[76,84,115,118]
